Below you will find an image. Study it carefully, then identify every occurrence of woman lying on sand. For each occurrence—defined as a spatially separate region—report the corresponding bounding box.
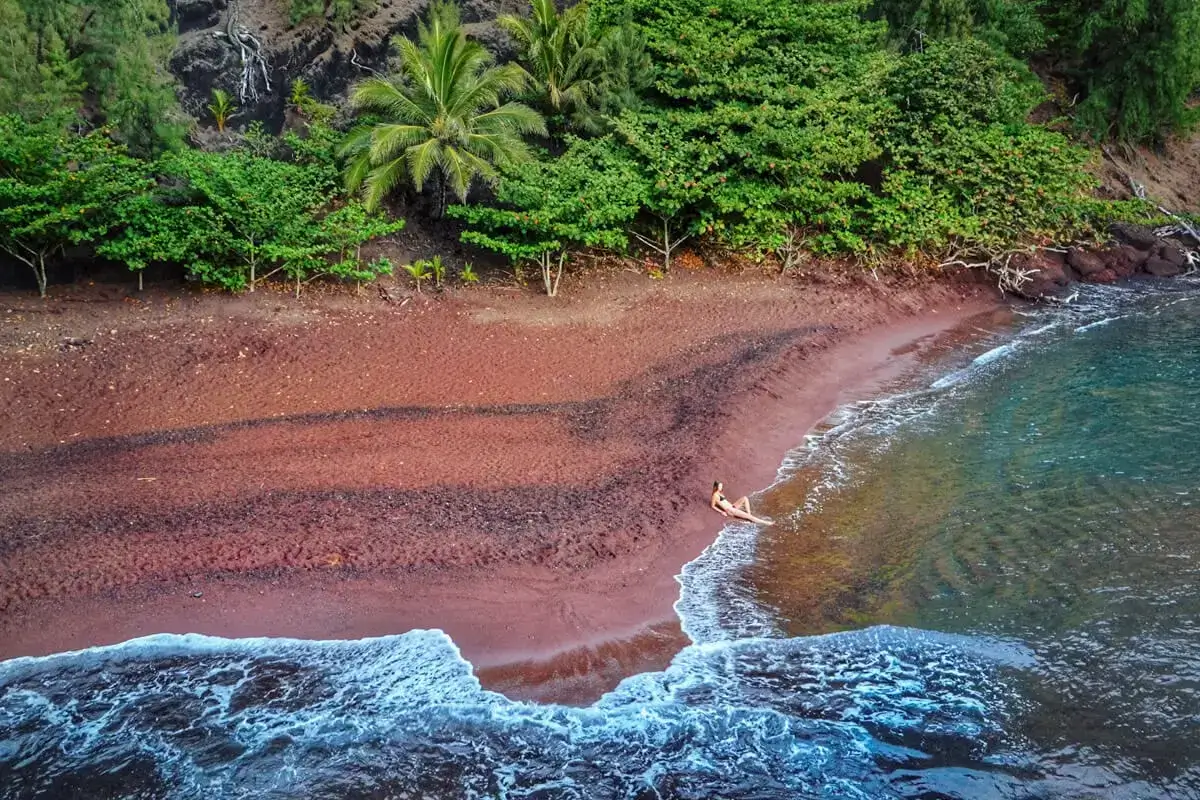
[710,481,774,525]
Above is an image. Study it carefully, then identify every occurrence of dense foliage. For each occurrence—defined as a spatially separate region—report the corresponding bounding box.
[290,0,375,31]
[876,0,1200,141]
[448,136,645,294]
[1,114,403,296]
[498,0,651,134]
[0,116,148,296]
[0,0,185,155]
[2,0,1192,297]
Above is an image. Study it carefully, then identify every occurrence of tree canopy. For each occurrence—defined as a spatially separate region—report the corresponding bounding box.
[340,1,546,213]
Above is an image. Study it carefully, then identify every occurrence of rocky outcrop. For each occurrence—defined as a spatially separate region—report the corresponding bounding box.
[171,0,228,33]
[1015,222,1197,300]
[166,0,509,134]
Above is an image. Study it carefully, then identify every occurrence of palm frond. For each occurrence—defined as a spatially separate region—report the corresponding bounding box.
[350,77,431,124]
[406,139,441,192]
[370,123,430,163]
[474,102,548,137]
[364,157,408,211]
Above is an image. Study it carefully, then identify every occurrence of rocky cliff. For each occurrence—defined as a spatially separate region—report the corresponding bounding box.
[167,0,517,132]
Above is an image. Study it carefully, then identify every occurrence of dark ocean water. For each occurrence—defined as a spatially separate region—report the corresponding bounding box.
[3,281,1199,799]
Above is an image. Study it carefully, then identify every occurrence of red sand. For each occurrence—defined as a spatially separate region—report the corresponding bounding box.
[0,269,1005,700]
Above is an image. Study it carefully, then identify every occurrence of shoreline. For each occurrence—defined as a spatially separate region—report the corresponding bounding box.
[0,271,1005,700]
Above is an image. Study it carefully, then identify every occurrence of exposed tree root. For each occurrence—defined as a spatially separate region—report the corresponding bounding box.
[214,2,272,104]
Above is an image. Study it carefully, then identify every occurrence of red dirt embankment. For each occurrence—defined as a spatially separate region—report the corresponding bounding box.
[0,269,1004,700]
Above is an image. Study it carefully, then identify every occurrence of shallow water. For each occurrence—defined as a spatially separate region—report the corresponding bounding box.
[3,281,1200,799]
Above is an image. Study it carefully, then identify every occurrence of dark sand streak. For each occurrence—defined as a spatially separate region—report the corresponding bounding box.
[0,273,1001,699]
[0,330,814,609]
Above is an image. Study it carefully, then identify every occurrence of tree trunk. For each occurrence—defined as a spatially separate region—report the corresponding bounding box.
[138,271,144,292]
[541,252,553,296]
[663,218,671,272]
[2,244,47,297]
[541,251,566,297]
[35,253,47,298]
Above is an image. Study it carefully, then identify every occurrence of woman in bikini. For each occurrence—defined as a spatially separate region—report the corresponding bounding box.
[710,481,774,525]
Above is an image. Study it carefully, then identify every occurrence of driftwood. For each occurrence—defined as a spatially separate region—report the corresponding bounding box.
[941,249,1040,296]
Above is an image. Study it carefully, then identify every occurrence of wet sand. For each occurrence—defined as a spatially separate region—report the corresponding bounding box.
[0,269,1004,699]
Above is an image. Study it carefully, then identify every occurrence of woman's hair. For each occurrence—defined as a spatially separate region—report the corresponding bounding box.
[713,481,722,491]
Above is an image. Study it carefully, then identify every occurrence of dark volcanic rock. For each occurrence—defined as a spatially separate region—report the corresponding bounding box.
[1109,222,1161,250]
[1012,250,1069,286]
[1067,247,1106,277]
[167,0,510,134]
[1100,245,1146,278]
[1087,268,1119,284]
[1017,277,1065,300]
[170,33,240,119]
[170,0,227,33]
[1158,242,1187,267]
[1145,257,1184,277]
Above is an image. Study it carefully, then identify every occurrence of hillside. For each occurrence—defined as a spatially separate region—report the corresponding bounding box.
[1,0,1197,299]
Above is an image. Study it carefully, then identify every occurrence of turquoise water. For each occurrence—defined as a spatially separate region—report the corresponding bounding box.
[2,281,1199,798]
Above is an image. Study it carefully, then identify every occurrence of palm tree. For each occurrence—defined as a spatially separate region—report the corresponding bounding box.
[498,0,600,118]
[341,1,546,213]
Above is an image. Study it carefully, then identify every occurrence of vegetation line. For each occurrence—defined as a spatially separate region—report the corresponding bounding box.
[1,0,1198,297]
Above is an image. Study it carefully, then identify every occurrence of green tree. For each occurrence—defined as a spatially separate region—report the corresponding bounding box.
[290,0,375,32]
[501,0,652,133]
[449,136,645,295]
[499,0,599,118]
[591,20,654,123]
[0,0,38,113]
[98,191,222,290]
[341,1,546,213]
[1050,0,1200,141]
[271,202,402,298]
[4,0,185,154]
[148,149,337,291]
[0,6,84,125]
[100,1,188,155]
[103,149,403,294]
[875,39,1099,251]
[884,38,1042,135]
[0,116,149,296]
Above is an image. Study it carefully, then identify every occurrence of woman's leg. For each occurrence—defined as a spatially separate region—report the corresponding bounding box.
[727,507,773,526]
[733,496,752,514]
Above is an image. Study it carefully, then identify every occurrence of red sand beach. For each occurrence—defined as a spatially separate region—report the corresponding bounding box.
[0,269,1005,701]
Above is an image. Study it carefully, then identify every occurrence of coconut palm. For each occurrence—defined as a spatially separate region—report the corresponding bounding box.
[499,0,600,120]
[500,1,653,133]
[341,1,546,213]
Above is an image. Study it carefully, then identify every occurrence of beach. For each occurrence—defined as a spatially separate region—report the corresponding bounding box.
[0,268,1001,701]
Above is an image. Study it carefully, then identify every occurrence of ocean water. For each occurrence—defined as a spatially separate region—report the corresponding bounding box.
[3,280,1200,799]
